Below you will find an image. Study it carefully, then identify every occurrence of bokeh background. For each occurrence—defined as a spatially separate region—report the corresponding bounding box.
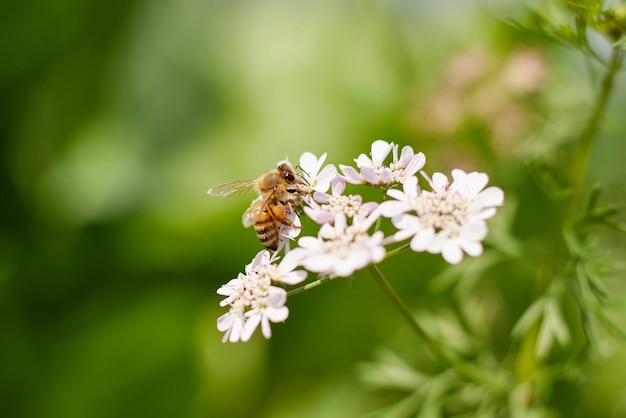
[2,0,626,417]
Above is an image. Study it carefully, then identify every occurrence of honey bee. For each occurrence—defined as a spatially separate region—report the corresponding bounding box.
[208,162,310,250]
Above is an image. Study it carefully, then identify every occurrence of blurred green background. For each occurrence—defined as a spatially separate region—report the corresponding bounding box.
[2,0,626,417]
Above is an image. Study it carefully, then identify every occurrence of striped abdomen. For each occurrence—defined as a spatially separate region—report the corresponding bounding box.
[254,208,280,250]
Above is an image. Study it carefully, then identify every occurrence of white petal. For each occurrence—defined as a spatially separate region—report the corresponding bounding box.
[298,236,324,250]
[404,152,426,176]
[299,152,322,176]
[242,315,260,342]
[369,245,386,264]
[379,200,410,217]
[393,213,421,230]
[386,188,407,201]
[265,306,289,323]
[464,172,489,195]
[280,250,302,271]
[370,140,393,163]
[282,269,306,285]
[441,240,463,264]
[461,221,488,241]
[303,254,335,274]
[426,232,447,253]
[314,164,338,193]
[261,317,272,339]
[471,207,497,220]
[479,186,504,206]
[431,172,449,192]
[459,239,483,257]
[410,229,432,252]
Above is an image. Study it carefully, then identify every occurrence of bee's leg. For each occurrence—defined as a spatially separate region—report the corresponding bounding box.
[270,204,301,228]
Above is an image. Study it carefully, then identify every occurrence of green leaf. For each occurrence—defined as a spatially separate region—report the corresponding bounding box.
[511,298,545,339]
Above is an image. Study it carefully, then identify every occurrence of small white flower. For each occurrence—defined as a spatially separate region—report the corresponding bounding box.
[216,250,307,342]
[380,169,504,264]
[340,140,426,186]
[299,152,338,193]
[288,213,385,277]
[276,207,303,253]
[378,175,422,218]
[304,176,379,224]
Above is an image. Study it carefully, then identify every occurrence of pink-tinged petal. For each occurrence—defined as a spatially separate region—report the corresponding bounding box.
[361,201,379,215]
[370,140,394,164]
[331,176,346,195]
[403,152,426,176]
[312,191,331,203]
[379,167,393,184]
[250,250,270,268]
[340,165,363,184]
[217,312,234,332]
[303,206,335,224]
[441,241,463,264]
[267,287,287,306]
[398,145,415,165]
[360,167,380,184]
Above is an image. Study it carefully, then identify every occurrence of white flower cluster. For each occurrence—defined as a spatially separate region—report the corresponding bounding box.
[215,140,504,342]
[217,250,306,342]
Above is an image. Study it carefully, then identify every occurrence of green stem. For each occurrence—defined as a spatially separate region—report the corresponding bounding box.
[286,243,412,297]
[287,275,334,297]
[368,264,507,394]
[568,47,624,199]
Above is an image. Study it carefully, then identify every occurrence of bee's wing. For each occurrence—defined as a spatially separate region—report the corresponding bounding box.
[242,194,272,228]
[208,179,256,198]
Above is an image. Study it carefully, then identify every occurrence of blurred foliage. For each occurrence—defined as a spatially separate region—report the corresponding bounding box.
[1,0,626,417]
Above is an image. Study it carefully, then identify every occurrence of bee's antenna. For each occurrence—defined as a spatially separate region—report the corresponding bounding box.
[295,165,311,184]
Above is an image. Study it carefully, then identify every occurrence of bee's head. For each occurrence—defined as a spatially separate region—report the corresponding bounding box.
[277,162,310,195]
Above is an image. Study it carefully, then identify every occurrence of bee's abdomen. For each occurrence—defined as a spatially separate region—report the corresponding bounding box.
[254,212,279,250]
